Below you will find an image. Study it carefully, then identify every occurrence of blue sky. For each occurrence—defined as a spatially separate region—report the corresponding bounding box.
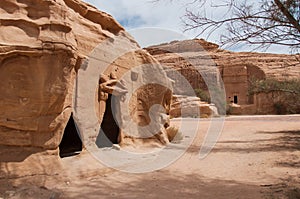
[85,0,290,53]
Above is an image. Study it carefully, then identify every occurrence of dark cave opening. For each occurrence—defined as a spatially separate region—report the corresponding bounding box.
[59,114,82,158]
[96,94,120,148]
[234,95,238,104]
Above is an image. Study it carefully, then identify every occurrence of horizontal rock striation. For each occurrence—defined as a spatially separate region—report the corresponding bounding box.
[146,39,300,115]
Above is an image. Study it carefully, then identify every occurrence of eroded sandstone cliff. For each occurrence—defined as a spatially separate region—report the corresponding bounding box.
[0,0,173,179]
[0,0,125,150]
[146,39,300,114]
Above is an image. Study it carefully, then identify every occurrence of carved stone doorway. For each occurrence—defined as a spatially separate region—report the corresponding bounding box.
[59,114,82,158]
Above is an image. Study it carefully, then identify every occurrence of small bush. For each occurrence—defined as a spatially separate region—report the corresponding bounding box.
[274,102,287,115]
[194,88,211,103]
[249,78,300,95]
[249,78,300,114]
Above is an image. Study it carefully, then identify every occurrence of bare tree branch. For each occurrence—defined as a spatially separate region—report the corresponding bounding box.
[274,0,300,33]
[157,0,300,52]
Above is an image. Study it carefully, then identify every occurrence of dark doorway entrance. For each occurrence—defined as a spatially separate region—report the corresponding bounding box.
[234,95,238,104]
[96,94,120,148]
[59,114,82,158]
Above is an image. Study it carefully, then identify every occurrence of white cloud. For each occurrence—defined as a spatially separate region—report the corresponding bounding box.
[86,0,185,28]
[128,27,189,48]
[84,0,291,53]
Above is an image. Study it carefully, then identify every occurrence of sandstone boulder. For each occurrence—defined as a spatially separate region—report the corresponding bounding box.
[170,95,218,118]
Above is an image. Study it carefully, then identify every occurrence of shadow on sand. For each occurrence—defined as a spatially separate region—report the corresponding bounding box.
[213,130,300,155]
[62,171,265,199]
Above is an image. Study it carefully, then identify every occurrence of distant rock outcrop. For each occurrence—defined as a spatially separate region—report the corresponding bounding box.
[146,39,300,115]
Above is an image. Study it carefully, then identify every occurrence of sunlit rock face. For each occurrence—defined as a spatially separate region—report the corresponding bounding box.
[146,39,300,115]
[0,0,173,156]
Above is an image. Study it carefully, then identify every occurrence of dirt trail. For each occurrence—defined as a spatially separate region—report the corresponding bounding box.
[1,115,300,199]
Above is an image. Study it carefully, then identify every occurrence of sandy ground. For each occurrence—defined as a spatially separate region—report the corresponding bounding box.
[1,115,300,199]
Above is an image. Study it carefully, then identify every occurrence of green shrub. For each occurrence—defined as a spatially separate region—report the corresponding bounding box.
[194,88,211,103]
[249,78,300,114]
[249,78,300,95]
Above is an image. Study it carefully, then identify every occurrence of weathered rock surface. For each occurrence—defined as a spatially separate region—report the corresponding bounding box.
[146,39,221,96]
[146,39,300,115]
[0,0,124,150]
[0,0,173,179]
[76,48,173,149]
[170,95,218,118]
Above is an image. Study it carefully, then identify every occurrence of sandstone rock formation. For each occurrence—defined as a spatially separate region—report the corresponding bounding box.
[0,0,173,179]
[146,39,300,115]
[146,39,221,96]
[170,95,218,118]
[0,0,122,151]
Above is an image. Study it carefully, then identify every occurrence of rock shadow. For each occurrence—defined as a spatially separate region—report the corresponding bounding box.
[212,130,300,153]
